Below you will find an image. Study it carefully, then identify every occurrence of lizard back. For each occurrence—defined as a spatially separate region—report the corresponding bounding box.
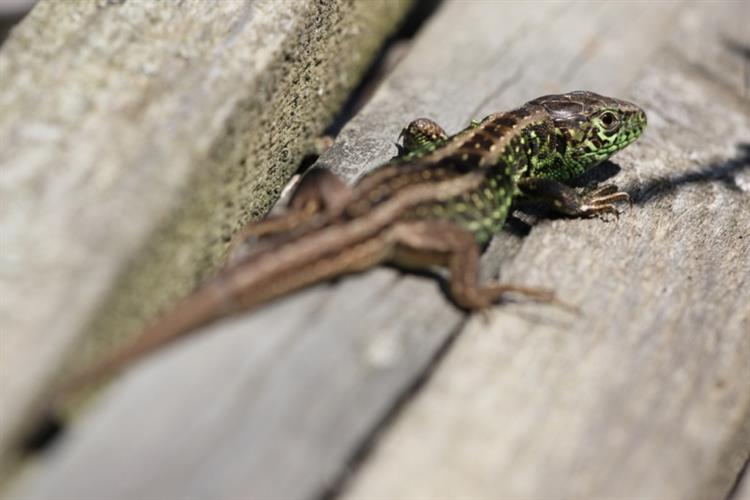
[350,105,554,242]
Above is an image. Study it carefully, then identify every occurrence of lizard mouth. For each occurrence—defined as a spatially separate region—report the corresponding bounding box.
[615,114,647,151]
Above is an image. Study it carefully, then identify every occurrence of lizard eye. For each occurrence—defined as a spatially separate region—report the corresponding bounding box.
[599,111,619,131]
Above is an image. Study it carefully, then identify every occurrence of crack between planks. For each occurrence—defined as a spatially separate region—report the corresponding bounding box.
[726,452,750,500]
[316,312,471,500]
[321,0,445,142]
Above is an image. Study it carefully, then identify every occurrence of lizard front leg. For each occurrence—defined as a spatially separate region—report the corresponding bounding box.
[226,168,352,264]
[390,220,558,310]
[517,177,631,219]
[398,117,449,155]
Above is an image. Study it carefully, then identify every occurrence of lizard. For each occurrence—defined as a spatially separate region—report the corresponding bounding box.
[57,90,647,401]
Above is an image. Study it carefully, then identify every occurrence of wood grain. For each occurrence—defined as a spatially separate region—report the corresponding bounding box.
[343,3,750,500]
[9,1,749,499]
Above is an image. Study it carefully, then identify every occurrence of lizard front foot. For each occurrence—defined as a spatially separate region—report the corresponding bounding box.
[579,184,631,221]
[517,178,631,221]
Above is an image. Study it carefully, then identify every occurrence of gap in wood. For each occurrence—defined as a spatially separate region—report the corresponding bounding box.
[296,0,444,177]
[316,314,469,500]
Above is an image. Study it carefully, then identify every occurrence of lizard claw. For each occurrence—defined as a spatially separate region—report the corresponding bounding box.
[580,203,619,221]
[585,183,620,197]
[579,185,630,220]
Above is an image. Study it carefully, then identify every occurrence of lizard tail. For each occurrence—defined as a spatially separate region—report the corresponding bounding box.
[57,281,231,401]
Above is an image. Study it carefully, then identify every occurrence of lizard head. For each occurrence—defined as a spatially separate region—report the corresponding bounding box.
[528,90,647,178]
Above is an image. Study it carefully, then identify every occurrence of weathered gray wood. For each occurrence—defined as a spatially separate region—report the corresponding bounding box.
[0,0,411,474]
[342,3,750,500]
[10,1,750,499]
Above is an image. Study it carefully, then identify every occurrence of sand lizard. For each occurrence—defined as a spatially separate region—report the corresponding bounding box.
[60,90,647,397]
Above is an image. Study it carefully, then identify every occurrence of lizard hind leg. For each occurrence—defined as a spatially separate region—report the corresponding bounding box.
[226,168,352,265]
[398,118,449,156]
[390,220,561,311]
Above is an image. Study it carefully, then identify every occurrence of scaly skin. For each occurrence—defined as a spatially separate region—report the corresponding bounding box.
[389,90,647,242]
[58,91,647,398]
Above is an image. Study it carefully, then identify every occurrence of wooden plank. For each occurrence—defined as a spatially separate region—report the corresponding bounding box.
[0,0,411,471]
[342,3,750,500]
[12,1,749,499]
